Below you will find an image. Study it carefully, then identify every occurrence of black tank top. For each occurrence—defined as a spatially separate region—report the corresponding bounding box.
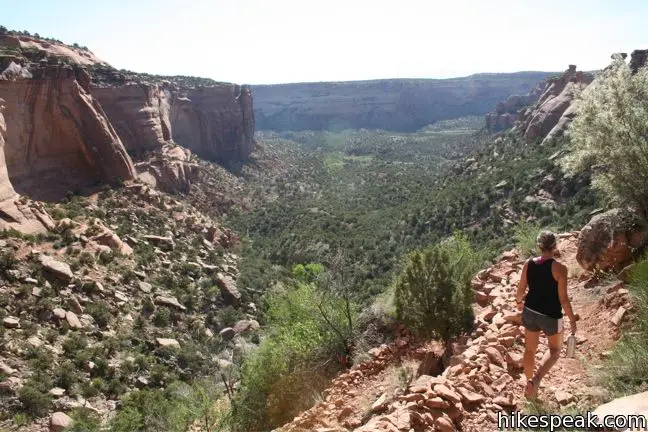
[524,258,563,319]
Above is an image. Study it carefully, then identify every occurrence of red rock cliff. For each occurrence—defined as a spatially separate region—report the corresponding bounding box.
[93,76,255,163]
[0,58,136,201]
[93,83,172,154]
[170,84,255,162]
[517,65,594,144]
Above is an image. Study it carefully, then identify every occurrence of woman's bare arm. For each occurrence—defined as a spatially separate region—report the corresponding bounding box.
[555,262,577,333]
[515,261,529,310]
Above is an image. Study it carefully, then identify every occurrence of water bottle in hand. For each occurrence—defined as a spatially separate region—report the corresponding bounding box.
[566,334,576,358]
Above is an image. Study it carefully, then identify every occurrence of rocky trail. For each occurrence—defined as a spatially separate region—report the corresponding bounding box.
[279,232,630,432]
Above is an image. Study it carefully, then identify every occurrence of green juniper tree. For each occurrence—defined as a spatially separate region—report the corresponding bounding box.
[394,235,481,357]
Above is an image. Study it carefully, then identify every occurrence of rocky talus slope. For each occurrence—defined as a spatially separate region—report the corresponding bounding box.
[279,233,636,432]
[0,182,259,430]
[253,73,552,132]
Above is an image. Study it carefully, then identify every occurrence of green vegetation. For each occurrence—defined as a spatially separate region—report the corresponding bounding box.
[111,380,229,432]
[394,235,482,342]
[562,55,648,216]
[230,122,600,306]
[231,263,356,431]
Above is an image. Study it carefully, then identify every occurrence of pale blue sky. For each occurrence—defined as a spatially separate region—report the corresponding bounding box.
[1,0,646,84]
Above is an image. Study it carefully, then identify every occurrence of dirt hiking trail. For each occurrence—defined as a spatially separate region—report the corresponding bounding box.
[279,232,630,432]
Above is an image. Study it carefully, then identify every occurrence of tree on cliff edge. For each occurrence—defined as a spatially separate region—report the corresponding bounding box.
[561,54,648,216]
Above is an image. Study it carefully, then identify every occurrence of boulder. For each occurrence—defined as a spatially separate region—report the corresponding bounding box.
[217,273,241,306]
[593,391,648,430]
[50,411,73,432]
[576,208,646,272]
[156,338,180,348]
[65,311,83,329]
[39,254,74,281]
[89,223,133,255]
[144,235,175,251]
[434,384,461,404]
[219,327,236,341]
[154,295,186,311]
[233,319,260,334]
[2,316,20,329]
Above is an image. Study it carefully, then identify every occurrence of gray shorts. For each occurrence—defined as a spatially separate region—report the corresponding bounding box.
[522,307,564,336]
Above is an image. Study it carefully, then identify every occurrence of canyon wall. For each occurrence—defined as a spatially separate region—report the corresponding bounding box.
[94,81,256,163]
[93,84,172,154]
[0,57,136,201]
[170,84,255,163]
[253,72,552,132]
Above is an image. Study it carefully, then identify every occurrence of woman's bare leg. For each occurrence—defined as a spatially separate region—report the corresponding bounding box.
[524,329,540,397]
[533,331,564,386]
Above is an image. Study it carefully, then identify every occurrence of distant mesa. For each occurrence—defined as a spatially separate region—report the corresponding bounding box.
[252,72,553,132]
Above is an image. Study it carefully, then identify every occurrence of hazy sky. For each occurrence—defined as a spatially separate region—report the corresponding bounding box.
[1,0,646,84]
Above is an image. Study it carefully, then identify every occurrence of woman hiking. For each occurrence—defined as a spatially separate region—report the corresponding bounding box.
[515,231,578,398]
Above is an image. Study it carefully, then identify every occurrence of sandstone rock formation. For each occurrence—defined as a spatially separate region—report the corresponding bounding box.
[0,57,136,201]
[0,34,106,66]
[171,85,255,163]
[136,144,198,194]
[253,72,552,132]
[93,83,172,154]
[517,65,594,144]
[577,208,646,272]
[0,100,56,233]
[92,74,255,165]
[484,84,544,132]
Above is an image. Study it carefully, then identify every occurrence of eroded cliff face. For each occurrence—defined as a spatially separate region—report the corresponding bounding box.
[93,84,172,154]
[0,102,55,233]
[0,58,136,201]
[517,65,594,144]
[170,84,254,163]
[91,64,256,164]
[484,84,544,133]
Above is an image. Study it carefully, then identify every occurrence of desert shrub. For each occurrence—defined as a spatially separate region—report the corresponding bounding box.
[0,250,17,277]
[153,308,171,327]
[69,408,102,432]
[63,333,88,357]
[86,300,112,329]
[111,380,228,432]
[18,383,52,418]
[78,251,95,266]
[232,270,352,431]
[514,219,543,258]
[561,54,648,216]
[54,361,81,391]
[394,235,479,343]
